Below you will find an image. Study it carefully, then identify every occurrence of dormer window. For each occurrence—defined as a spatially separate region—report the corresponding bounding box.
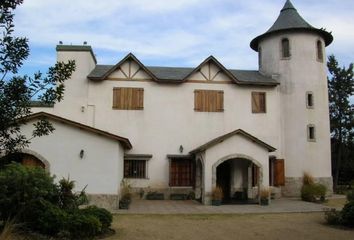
[316,40,323,62]
[281,38,291,59]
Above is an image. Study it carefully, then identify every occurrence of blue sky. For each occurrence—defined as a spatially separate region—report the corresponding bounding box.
[13,0,354,76]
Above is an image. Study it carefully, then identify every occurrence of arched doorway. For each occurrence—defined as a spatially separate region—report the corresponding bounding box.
[213,154,262,204]
[0,150,48,170]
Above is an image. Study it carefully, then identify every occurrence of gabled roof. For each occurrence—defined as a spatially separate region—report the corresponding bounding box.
[190,129,276,154]
[182,55,238,83]
[250,0,333,51]
[88,53,159,82]
[23,112,132,149]
[87,56,278,86]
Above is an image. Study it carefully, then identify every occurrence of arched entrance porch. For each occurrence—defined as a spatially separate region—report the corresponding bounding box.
[212,154,262,204]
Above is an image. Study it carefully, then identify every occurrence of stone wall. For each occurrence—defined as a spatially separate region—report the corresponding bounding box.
[282,177,333,197]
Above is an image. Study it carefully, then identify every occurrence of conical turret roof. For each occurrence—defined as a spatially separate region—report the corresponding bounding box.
[250,0,333,51]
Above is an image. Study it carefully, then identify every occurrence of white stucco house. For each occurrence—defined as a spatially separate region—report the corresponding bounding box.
[16,0,334,207]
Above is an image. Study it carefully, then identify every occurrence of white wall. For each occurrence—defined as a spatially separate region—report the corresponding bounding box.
[35,49,281,190]
[259,32,331,178]
[21,119,124,195]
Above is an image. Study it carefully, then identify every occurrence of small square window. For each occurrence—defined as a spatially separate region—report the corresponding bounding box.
[307,125,316,142]
[124,160,147,179]
[306,92,314,108]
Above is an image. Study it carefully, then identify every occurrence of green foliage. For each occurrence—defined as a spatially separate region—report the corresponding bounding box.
[341,201,354,227]
[65,212,102,239]
[0,163,111,238]
[347,190,354,202]
[0,163,59,220]
[80,206,112,232]
[301,183,327,202]
[324,208,342,225]
[0,0,75,154]
[327,55,354,189]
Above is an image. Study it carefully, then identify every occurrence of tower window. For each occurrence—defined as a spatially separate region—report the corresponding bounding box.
[307,125,316,142]
[317,40,323,62]
[306,92,314,108]
[281,38,291,58]
[258,47,262,68]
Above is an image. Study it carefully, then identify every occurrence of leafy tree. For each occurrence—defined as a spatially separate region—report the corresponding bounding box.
[327,55,354,189]
[0,0,75,154]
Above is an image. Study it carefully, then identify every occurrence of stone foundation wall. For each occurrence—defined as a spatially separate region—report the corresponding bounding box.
[87,194,120,210]
[131,187,194,200]
[282,177,333,197]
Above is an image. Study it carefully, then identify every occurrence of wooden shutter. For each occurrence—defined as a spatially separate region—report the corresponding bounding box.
[113,87,144,110]
[252,92,266,113]
[274,159,285,186]
[194,90,223,112]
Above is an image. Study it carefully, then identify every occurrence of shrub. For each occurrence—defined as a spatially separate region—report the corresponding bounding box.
[260,188,270,200]
[324,208,342,225]
[80,206,112,232]
[65,212,102,239]
[0,163,59,220]
[21,199,67,235]
[341,201,354,227]
[301,183,327,202]
[346,190,354,202]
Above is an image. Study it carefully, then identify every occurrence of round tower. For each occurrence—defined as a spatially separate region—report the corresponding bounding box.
[250,0,334,196]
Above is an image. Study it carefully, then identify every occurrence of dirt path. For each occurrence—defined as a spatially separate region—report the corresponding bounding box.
[108,213,354,240]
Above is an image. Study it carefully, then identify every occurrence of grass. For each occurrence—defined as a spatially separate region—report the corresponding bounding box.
[323,198,348,208]
[107,213,354,240]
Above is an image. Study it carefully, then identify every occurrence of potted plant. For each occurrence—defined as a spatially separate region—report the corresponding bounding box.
[211,186,223,206]
[260,188,270,206]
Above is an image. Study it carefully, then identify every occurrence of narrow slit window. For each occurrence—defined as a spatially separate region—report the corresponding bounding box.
[317,40,323,62]
[307,125,316,142]
[258,47,262,68]
[281,38,291,58]
[306,92,314,108]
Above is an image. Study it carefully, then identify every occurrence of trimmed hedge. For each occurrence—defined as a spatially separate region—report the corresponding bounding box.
[341,201,354,227]
[80,205,112,232]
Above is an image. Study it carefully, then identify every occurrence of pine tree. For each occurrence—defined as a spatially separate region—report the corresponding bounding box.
[327,55,354,189]
[0,1,75,154]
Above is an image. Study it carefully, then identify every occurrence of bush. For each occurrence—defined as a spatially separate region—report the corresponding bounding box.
[0,163,112,239]
[301,183,327,202]
[346,190,354,202]
[80,206,112,232]
[341,201,354,227]
[21,199,68,235]
[211,187,223,201]
[303,172,315,185]
[65,212,102,239]
[0,163,59,220]
[324,208,342,225]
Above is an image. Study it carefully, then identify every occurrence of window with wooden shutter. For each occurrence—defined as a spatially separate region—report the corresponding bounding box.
[194,90,224,112]
[274,159,285,186]
[112,87,144,110]
[252,92,266,113]
[169,159,194,186]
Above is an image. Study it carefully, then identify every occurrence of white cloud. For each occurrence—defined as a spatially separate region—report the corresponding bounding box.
[12,0,354,71]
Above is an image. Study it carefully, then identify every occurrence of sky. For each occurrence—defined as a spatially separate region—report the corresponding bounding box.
[12,0,354,76]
